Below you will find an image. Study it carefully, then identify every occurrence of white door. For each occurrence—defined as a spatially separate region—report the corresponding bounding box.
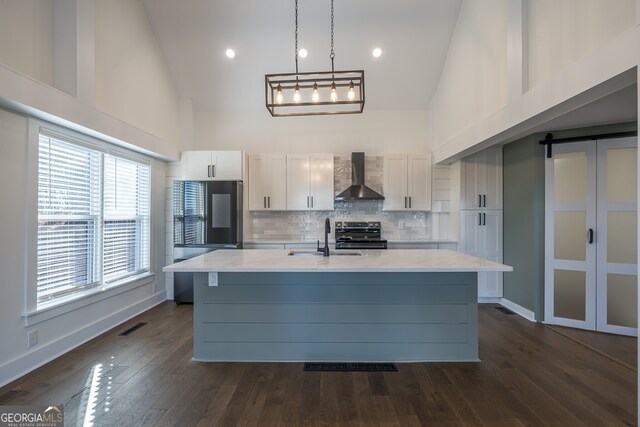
[182,151,213,180]
[211,151,243,180]
[383,155,408,210]
[309,154,334,210]
[595,138,637,336]
[287,154,311,210]
[407,154,432,211]
[267,154,287,210]
[248,154,268,210]
[545,142,598,330]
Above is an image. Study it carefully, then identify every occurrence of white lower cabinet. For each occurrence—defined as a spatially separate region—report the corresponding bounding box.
[459,210,503,298]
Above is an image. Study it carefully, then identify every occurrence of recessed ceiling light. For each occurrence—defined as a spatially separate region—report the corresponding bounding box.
[372,47,382,58]
[298,48,308,58]
[225,48,236,59]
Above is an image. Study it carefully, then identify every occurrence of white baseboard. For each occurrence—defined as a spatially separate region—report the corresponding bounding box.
[499,298,536,322]
[478,297,501,304]
[0,291,166,388]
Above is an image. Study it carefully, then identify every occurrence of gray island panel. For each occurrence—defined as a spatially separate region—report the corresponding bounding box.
[193,271,479,362]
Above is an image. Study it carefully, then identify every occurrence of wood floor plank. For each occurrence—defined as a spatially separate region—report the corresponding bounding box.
[0,302,636,427]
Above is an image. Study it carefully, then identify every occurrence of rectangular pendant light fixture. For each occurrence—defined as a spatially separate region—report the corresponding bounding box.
[265,0,365,117]
[265,70,365,117]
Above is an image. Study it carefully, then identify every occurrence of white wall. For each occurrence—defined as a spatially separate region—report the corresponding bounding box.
[431,0,639,163]
[0,108,168,387]
[528,0,636,90]
[195,110,430,154]
[95,0,181,146]
[430,0,508,148]
[0,0,186,160]
[0,0,53,85]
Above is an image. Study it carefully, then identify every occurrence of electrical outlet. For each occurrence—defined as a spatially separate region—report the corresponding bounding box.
[28,329,38,348]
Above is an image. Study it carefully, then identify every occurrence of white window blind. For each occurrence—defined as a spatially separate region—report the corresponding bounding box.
[37,134,102,303]
[103,155,151,283]
[37,131,151,307]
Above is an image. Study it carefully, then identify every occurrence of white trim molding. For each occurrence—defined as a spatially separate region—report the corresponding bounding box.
[500,297,536,322]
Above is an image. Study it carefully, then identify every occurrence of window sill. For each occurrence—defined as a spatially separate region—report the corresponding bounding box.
[24,273,155,326]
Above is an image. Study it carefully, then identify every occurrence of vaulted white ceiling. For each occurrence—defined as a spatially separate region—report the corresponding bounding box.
[142,0,462,112]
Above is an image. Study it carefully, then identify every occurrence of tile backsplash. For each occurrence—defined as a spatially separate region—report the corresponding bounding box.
[247,154,446,242]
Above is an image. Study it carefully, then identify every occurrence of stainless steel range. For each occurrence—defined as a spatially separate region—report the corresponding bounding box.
[335,221,388,249]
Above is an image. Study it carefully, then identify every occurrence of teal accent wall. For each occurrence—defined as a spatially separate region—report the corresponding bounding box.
[503,122,637,321]
[503,136,545,319]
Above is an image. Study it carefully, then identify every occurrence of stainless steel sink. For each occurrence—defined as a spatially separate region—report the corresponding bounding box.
[287,250,363,256]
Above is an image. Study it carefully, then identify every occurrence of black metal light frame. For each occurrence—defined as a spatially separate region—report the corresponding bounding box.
[265,70,365,117]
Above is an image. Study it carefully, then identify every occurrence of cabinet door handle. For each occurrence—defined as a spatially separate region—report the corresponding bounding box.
[212,165,215,177]
[483,213,486,226]
[307,196,310,208]
[311,196,314,208]
[404,197,407,209]
[268,196,271,208]
[264,196,266,208]
[482,195,486,207]
[409,196,412,209]
[588,228,594,244]
[208,165,211,177]
[478,195,482,207]
[479,213,482,226]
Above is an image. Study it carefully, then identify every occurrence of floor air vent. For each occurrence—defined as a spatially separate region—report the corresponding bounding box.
[495,306,515,315]
[304,362,398,372]
[119,322,147,336]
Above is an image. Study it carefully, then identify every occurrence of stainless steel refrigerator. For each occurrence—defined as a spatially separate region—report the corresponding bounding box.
[172,180,243,303]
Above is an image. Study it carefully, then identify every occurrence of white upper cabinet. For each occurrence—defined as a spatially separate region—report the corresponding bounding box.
[286,154,334,211]
[248,154,287,211]
[383,154,432,211]
[181,151,243,181]
[460,147,502,210]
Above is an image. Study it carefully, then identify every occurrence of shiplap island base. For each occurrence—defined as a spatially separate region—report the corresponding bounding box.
[163,249,512,362]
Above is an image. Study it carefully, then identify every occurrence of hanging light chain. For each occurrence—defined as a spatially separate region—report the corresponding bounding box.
[295,0,299,74]
[330,0,335,73]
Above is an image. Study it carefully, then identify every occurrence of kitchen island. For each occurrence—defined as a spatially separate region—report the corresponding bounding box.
[163,249,511,362]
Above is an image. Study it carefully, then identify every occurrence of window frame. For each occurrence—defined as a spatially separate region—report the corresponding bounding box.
[25,119,155,323]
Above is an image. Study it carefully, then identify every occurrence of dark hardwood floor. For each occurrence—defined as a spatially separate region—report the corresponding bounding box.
[0,302,636,426]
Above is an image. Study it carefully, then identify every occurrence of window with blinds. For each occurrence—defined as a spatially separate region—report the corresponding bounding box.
[37,132,151,307]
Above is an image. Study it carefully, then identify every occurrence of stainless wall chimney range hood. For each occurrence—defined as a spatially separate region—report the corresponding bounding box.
[335,152,384,201]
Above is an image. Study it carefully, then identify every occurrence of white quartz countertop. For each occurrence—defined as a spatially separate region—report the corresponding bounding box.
[163,249,512,273]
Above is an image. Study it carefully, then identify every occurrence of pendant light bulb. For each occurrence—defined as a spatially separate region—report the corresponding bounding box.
[312,83,320,103]
[348,81,355,101]
[275,85,283,104]
[330,82,338,102]
[293,83,301,103]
